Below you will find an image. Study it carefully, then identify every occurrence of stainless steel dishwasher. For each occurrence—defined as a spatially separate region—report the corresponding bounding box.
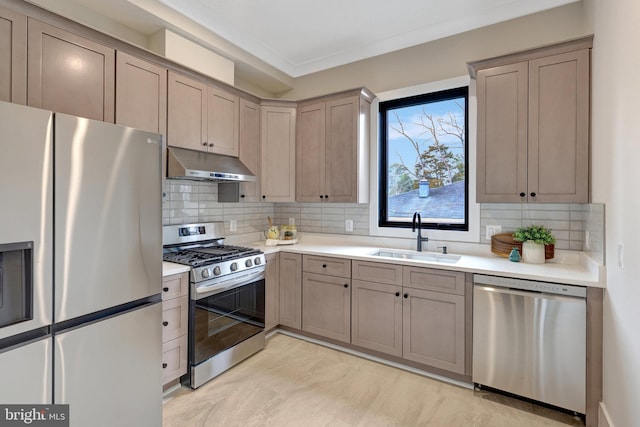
[472,274,586,415]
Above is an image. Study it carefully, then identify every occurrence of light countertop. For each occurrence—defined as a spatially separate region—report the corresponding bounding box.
[250,235,605,288]
[162,261,190,277]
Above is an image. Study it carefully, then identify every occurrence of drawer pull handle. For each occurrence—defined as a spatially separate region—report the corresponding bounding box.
[163,287,169,292]
[343,284,348,288]
[162,363,167,369]
[395,292,400,297]
[322,264,327,268]
[162,321,169,326]
[403,293,409,299]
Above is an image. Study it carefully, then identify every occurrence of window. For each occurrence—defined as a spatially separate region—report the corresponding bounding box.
[379,86,468,230]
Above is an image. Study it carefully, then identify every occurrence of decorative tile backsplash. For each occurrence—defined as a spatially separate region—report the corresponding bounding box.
[163,180,604,263]
[480,203,604,263]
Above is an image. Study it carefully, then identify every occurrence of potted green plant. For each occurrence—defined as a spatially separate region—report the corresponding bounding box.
[513,225,556,264]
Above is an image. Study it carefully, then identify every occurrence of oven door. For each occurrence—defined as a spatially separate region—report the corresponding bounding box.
[190,272,265,368]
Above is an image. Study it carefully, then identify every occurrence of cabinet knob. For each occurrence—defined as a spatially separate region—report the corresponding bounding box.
[519,192,526,198]
[162,321,169,326]
[240,194,245,198]
[325,195,329,199]
[322,264,327,268]
[320,195,324,199]
[202,142,208,147]
[162,363,167,369]
[395,292,400,297]
[208,143,214,147]
[403,293,409,299]
[262,195,266,199]
[343,284,348,288]
[530,192,537,198]
[162,287,169,292]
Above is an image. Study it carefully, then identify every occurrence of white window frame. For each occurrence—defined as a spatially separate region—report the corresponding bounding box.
[369,75,480,243]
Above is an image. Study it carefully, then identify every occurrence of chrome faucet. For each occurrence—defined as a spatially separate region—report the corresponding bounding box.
[412,212,429,252]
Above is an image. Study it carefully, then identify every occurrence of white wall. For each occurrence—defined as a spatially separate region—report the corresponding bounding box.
[588,0,640,425]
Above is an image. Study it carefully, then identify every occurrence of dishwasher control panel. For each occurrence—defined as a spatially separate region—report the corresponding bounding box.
[473,274,587,298]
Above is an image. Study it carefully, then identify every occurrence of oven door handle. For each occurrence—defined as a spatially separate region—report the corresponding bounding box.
[194,268,265,299]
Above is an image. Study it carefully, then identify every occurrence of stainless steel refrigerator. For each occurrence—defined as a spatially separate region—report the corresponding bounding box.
[0,101,163,426]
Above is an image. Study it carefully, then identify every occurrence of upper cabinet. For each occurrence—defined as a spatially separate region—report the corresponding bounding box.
[0,6,26,104]
[296,89,373,203]
[470,37,592,203]
[167,70,239,156]
[260,101,296,202]
[238,98,261,201]
[27,18,115,123]
[115,51,167,135]
[207,86,239,156]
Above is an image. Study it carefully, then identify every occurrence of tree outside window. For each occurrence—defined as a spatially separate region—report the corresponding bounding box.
[379,87,468,230]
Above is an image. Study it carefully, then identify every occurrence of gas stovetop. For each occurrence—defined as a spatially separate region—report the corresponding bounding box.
[163,244,262,268]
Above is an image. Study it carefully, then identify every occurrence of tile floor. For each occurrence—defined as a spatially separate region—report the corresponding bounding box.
[163,333,584,427]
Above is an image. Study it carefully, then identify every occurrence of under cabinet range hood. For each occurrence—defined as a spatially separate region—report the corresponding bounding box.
[166,146,256,182]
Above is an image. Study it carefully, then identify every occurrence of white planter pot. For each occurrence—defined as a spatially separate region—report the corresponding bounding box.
[522,241,545,264]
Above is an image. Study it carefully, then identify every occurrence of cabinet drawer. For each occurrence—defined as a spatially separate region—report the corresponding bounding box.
[403,267,465,295]
[352,260,403,286]
[162,335,187,385]
[303,255,351,278]
[162,297,188,342]
[162,272,189,300]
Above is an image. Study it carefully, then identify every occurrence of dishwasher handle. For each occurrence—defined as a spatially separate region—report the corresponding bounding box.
[475,285,586,303]
[473,274,586,298]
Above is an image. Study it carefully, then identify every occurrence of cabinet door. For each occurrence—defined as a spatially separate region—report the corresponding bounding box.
[162,297,188,342]
[265,252,280,331]
[167,70,207,151]
[279,252,302,329]
[261,105,296,202]
[528,49,589,203]
[476,62,528,203]
[302,272,351,343]
[115,52,167,135]
[162,335,187,386]
[325,96,359,202]
[296,102,325,202]
[27,18,115,122]
[0,6,26,104]
[207,86,239,156]
[402,288,465,374]
[351,279,402,357]
[239,98,261,201]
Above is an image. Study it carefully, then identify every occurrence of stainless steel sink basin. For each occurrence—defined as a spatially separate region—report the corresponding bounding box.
[369,249,461,264]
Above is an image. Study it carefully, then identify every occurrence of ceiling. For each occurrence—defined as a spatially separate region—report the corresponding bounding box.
[34,0,579,78]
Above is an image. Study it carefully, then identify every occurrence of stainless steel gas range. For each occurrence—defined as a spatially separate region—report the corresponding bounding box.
[163,222,266,389]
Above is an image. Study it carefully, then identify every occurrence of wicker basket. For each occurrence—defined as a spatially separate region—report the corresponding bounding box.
[491,233,554,260]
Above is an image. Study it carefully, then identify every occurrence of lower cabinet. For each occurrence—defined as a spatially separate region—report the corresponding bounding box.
[279,252,302,329]
[302,272,351,343]
[351,279,402,356]
[351,261,467,375]
[265,252,280,331]
[402,287,465,374]
[161,272,189,386]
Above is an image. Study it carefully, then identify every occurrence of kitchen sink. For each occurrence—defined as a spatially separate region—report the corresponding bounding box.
[369,249,461,264]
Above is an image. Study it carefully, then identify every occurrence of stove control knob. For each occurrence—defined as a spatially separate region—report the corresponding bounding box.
[213,266,221,276]
[230,262,238,272]
[254,257,262,265]
[201,269,210,279]
[245,259,253,267]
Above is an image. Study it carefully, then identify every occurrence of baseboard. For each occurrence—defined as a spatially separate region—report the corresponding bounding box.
[598,402,614,427]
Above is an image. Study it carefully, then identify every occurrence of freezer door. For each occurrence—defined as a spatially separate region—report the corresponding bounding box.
[0,101,53,339]
[54,114,162,321]
[0,337,51,403]
[54,303,162,427]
